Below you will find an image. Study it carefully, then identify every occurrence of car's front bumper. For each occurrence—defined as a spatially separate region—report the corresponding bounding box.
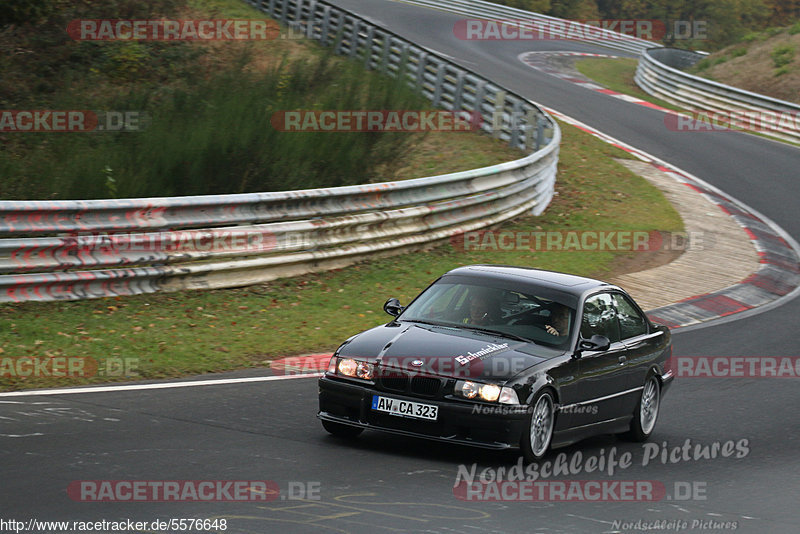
[318,375,529,450]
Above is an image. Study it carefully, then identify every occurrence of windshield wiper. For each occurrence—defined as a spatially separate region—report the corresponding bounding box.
[458,325,536,344]
[401,318,450,327]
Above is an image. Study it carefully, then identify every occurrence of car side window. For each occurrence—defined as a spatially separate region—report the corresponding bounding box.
[581,293,620,344]
[612,293,648,339]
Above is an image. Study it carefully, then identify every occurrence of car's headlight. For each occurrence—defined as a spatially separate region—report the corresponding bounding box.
[480,383,501,402]
[356,361,374,380]
[455,380,519,404]
[333,358,374,380]
[461,380,480,399]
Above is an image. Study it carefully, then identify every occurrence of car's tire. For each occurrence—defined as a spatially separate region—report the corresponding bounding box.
[621,374,661,442]
[521,389,556,463]
[322,419,364,439]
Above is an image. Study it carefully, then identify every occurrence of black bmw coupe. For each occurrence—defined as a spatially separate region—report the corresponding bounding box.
[318,265,673,461]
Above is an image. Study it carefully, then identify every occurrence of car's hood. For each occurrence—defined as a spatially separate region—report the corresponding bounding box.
[338,321,562,382]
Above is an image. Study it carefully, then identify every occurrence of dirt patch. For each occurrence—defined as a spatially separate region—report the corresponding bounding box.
[598,246,684,281]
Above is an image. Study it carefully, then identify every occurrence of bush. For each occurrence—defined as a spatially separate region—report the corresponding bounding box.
[2,51,431,200]
[771,43,795,68]
[692,58,711,72]
[775,65,792,76]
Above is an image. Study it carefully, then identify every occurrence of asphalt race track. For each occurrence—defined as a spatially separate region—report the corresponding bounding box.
[1,1,799,533]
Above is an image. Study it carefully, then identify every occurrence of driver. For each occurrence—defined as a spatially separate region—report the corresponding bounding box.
[545,303,570,336]
[463,293,499,325]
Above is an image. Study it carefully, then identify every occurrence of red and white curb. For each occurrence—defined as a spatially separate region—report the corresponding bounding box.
[536,83,800,329]
[519,51,671,112]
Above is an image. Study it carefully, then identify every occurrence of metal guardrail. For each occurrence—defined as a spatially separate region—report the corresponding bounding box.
[635,47,800,144]
[0,0,560,302]
[394,0,659,55]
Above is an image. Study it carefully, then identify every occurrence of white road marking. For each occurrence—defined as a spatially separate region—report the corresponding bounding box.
[0,372,321,398]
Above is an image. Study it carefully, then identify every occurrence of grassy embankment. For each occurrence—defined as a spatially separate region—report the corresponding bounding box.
[0,0,522,200]
[574,24,800,109]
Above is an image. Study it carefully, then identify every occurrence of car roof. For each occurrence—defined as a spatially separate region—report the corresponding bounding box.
[443,265,611,294]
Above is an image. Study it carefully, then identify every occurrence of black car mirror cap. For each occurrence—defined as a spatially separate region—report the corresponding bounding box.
[577,334,611,354]
[383,298,405,317]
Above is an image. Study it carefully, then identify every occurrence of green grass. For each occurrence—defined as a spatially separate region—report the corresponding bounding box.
[0,119,683,391]
[771,43,795,68]
[573,58,683,111]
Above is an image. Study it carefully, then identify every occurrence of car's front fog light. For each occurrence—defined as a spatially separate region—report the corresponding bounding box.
[338,358,357,377]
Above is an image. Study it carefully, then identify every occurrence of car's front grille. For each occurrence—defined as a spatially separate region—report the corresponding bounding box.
[377,367,444,397]
[410,376,441,397]
[378,370,408,392]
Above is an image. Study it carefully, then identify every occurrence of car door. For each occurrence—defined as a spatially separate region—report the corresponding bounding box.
[612,292,665,415]
[572,292,627,427]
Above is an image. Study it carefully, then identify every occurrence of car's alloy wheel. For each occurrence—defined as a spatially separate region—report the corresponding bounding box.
[640,376,660,434]
[322,419,364,438]
[522,390,555,462]
[623,374,661,441]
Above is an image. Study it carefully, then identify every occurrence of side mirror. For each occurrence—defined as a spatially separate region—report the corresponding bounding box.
[383,298,404,317]
[576,334,611,356]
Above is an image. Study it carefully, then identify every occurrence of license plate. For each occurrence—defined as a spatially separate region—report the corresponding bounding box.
[371,395,438,421]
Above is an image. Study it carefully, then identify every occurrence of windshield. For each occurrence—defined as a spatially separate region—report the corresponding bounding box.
[400,281,576,349]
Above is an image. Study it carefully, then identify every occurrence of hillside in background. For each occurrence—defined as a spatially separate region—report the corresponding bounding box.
[688,25,800,104]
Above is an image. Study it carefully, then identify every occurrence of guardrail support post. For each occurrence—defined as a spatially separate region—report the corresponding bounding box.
[304,1,317,39]
[536,115,547,150]
[364,26,375,68]
[349,19,360,58]
[333,16,347,54]
[320,6,331,46]
[280,0,288,24]
[432,61,446,107]
[453,71,465,111]
[524,108,537,150]
[492,90,507,140]
[416,52,428,90]
[293,0,303,22]
[509,99,523,148]
[380,34,392,75]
